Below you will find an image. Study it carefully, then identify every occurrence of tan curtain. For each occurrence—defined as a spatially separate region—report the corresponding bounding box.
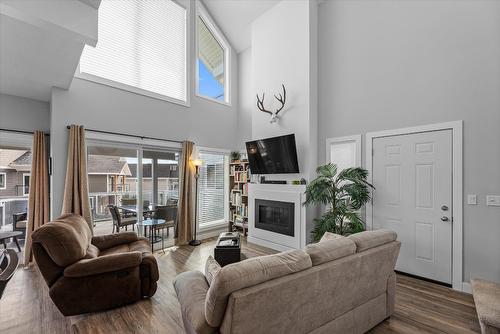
[61,125,92,231]
[175,141,196,245]
[24,131,50,265]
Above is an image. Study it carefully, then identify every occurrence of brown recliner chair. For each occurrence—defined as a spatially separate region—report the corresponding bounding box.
[31,213,159,316]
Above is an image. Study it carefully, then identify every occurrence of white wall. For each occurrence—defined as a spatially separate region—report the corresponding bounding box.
[50,0,239,217]
[317,0,500,283]
[0,93,50,132]
[236,47,253,149]
[251,0,318,182]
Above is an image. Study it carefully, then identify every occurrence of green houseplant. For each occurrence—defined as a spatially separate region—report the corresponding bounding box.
[304,163,374,241]
[230,151,241,162]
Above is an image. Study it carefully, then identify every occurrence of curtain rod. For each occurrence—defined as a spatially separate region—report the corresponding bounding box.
[0,128,50,136]
[66,126,183,144]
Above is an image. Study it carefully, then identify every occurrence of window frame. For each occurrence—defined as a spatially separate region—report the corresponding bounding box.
[325,134,362,170]
[22,173,30,196]
[195,2,231,106]
[75,0,191,107]
[196,147,230,231]
[0,172,6,190]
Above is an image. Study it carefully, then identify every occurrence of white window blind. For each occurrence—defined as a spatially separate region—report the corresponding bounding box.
[79,0,187,101]
[198,153,226,227]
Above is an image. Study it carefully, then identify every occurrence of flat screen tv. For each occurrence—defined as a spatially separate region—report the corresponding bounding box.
[245,134,299,174]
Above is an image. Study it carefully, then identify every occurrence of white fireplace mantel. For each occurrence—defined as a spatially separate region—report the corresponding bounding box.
[248,183,307,251]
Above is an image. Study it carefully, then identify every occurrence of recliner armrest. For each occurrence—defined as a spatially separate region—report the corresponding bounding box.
[91,232,140,250]
[64,251,142,278]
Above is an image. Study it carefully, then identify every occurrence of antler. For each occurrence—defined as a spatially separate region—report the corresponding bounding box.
[256,84,287,115]
[256,93,273,115]
[274,84,286,115]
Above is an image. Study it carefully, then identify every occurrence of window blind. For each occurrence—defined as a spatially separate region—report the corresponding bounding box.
[79,0,187,101]
[198,153,226,226]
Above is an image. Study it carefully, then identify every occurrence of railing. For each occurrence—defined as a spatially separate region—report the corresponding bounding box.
[90,190,179,222]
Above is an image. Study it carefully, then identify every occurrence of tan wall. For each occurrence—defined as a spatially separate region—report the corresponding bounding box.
[88,174,107,193]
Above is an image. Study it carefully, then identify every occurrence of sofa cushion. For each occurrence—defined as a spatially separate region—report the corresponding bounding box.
[205,256,221,286]
[471,278,500,330]
[305,237,356,266]
[84,244,100,259]
[205,249,312,327]
[320,232,343,242]
[31,214,92,267]
[348,229,397,252]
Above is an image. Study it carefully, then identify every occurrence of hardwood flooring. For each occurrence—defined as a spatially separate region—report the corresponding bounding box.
[0,238,480,334]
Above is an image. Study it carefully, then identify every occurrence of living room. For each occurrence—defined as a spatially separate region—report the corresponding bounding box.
[0,0,499,333]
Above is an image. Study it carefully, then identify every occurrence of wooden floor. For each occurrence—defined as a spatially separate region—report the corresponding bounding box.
[0,238,480,334]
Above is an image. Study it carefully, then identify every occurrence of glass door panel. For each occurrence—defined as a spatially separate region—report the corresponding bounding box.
[142,149,179,250]
[87,145,139,236]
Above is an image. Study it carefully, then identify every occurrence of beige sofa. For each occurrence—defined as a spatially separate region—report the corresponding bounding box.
[174,229,400,334]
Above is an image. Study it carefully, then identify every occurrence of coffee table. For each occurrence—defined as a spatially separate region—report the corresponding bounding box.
[0,231,22,252]
[137,219,166,252]
[214,232,241,266]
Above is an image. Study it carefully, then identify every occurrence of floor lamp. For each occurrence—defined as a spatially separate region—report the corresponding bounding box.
[189,157,203,246]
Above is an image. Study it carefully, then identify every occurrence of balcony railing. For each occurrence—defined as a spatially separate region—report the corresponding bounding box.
[90,190,179,222]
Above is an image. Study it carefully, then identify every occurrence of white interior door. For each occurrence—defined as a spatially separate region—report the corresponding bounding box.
[372,130,452,284]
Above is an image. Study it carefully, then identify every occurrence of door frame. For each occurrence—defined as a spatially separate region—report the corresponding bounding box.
[365,121,463,291]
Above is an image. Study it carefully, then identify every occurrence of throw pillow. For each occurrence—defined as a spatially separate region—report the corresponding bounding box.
[205,255,221,286]
[320,231,343,242]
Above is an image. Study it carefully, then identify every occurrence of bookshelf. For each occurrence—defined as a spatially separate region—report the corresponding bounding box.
[229,160,249,235]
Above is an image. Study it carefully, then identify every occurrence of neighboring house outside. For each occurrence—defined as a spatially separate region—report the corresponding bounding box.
[87,155,132,221]
[127,163,179,205]
[0,149,31,227]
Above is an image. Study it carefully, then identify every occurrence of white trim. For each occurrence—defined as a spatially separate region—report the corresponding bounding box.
[462,282,472,294]
[22,173,30,196]
[198,225,226,240]
[365,120,463,291]
[0,172,6,190]
[325,134,362,167]
[195,1,231,105]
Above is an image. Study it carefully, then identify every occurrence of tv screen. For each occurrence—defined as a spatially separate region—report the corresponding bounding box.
[245,134,299,174]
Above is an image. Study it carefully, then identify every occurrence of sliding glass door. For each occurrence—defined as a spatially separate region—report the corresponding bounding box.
[87,140,180,249]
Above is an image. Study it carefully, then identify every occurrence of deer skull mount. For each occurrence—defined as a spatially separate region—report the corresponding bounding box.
[256,84,286,124]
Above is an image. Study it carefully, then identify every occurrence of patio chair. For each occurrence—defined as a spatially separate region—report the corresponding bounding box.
[12,212,27,239]
[109,205,137,233]
[153,205,177,237]
[0,249,19,299]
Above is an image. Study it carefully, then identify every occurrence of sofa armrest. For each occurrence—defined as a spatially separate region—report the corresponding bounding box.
[173,271,218,334]
[64,251,142,278]
[91,232,139,250]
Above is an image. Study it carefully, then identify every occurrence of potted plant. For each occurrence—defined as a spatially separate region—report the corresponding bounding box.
[230,151,241,162]
[304,163,374,241]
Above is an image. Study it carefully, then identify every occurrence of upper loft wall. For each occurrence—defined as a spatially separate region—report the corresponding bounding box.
[317,0,500,283]
[251,0,318,181]
[50,0,239,217]
[0,93,50,133]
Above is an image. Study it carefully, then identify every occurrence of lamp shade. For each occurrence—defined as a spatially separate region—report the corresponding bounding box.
[190,146,203,166]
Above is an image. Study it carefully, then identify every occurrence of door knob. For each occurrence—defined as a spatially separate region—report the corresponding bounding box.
[441,205,448,211]
[441,216,449,222]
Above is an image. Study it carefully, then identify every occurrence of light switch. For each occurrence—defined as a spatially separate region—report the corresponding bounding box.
[486,195,500,207]
[467,194,477,205]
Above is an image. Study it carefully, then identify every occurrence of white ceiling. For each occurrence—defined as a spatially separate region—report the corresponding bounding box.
[201,0,280,53]
[0,0,98,102]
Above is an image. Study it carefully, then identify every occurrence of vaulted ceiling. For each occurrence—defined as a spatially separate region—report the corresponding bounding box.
[201,0,280,53]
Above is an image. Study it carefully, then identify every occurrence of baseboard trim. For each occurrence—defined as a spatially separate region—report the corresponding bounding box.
[198,227,226,240]
[462,282,472,294]
[247,236,293,252]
